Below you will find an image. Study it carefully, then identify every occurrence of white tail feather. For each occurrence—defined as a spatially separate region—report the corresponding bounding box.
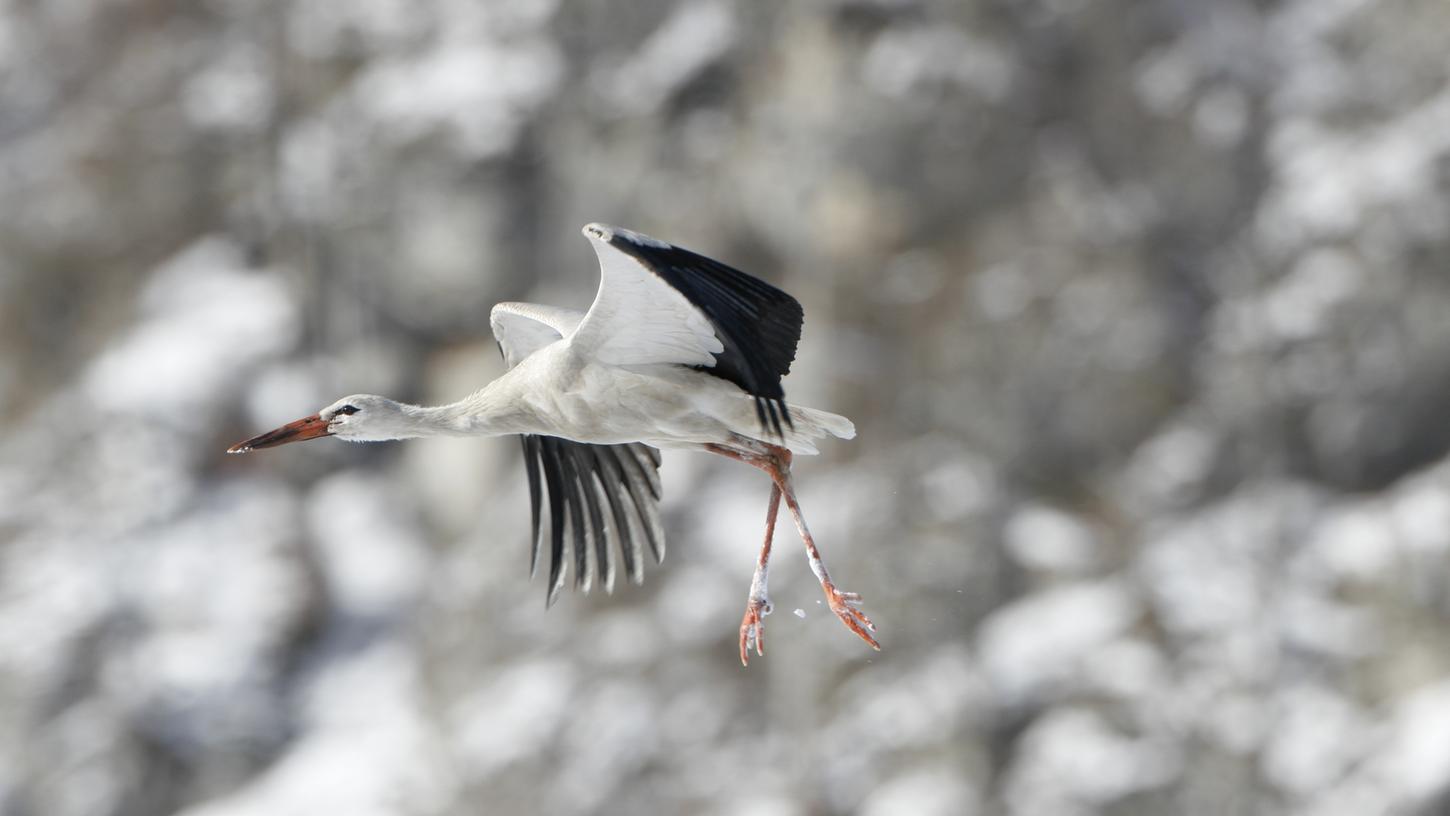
[783,405,856,455]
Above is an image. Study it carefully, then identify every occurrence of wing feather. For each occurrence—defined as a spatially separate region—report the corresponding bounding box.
[490,302,584,367]
[572,224,804,436]
[494,301,666,604]
[588,447,644,585]
[536,437,570,607]
[523,436,663,606]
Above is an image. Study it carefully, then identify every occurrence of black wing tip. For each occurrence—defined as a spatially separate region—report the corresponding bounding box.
[584,223,804,421]
[755,397,792,439]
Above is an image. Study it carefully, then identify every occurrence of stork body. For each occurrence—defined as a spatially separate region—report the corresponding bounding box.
[228,224,876,663]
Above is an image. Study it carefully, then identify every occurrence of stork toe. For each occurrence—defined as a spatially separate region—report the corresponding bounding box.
[825,584,880,651]
[739,596,772,666]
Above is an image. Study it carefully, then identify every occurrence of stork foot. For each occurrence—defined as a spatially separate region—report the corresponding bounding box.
[824,584,880,651]
[739,595,772,666]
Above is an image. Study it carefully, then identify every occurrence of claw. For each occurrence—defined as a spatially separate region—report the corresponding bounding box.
[739,596,771,666]
[825,584,881,651]
[850,606,876,631]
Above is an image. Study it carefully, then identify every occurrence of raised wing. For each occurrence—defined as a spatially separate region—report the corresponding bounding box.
[521,435,664,606]
[489,302,583,368]
[572,223,804,436]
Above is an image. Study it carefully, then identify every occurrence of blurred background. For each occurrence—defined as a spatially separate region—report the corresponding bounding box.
[2,0,1450,814]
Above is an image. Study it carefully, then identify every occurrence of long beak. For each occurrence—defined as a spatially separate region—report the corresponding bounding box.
[227,414,332,454]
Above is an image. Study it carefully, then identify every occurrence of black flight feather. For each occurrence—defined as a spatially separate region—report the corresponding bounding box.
[535,437,570,607]
[604,231,803,438]
[589,447,643,585]
[554,443,591,593]
[521,436,543,578]
[522,435,664,605]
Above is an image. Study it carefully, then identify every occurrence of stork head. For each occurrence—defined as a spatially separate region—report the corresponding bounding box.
[227,394,409,453]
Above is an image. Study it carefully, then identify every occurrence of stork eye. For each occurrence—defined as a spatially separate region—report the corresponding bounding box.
[336,405,359,416]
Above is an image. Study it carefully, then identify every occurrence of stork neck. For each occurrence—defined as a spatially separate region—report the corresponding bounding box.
[409,381,529,438]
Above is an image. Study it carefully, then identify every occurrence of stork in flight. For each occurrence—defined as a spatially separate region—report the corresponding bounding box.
[228,223,876,664]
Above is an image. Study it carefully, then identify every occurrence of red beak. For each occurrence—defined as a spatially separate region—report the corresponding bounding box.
[227,413,332,454]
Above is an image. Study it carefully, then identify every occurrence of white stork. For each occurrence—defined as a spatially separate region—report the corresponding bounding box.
[228,223,875,664]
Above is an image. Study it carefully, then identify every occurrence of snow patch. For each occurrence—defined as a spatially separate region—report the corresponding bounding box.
[306,471,429,617]
[1376,681,1450,803]
[84,238,297,418]
[978,582,1138,704]
[862,765,979,816]
[1004,708,1181,811]
[599,0,737,116]
[1003,504,1099,573]
[1262,685,1369,796]
[452,660,575,778]
[355,39,563,158]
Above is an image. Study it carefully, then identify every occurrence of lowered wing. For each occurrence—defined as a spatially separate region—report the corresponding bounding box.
[489,301,665,605]
[520,437,664,606]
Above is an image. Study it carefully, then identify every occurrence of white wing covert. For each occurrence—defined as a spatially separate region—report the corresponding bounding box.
[489,302,583,368]
[572,237,723,367]
[572,223,805,436]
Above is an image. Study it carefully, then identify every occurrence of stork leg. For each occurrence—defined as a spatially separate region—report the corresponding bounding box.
[739,482,781,666]
[706,443,880,657]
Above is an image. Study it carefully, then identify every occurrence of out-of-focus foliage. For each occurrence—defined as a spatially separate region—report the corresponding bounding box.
[2,0,1449,814]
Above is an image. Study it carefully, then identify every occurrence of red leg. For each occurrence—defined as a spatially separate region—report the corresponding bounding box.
[707,443,880,656]
[774,468,879,651]
[739,482,781,666]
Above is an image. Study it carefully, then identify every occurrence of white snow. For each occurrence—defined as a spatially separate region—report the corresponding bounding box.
[355,39,563,158]
[184,44,274,132]
[305,471,429,617]
[656,565,737,645]
[920,454,996,522]
[1260,248,1363,341]
[451,660,576,778]
[971,262,1035,321]
[1120,419,1217,508]
[83,238,298,417]
[1004,708,1181,812]
[863,25,1012,101]
[829,646,983,753]
[582,610,662,667]
[1390,479,1450,555]
[178,643,452,816]
[1193,86,1250,148]
[1204,693,1269,755]
[599,0,737,116]
[1261,684,1369,796]
[1003,504,1099,573]
[861,765,978,816]
[1134,45,1196,116]
[553,681,660,813]
[1139,489,1294,637]
[1082,638,1168,700]
[1375,681,1450,803]
[1278,588,1379,659]
[977,581,1138,704]
[1311,503,1397,580]
[1260,83,1450,245]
